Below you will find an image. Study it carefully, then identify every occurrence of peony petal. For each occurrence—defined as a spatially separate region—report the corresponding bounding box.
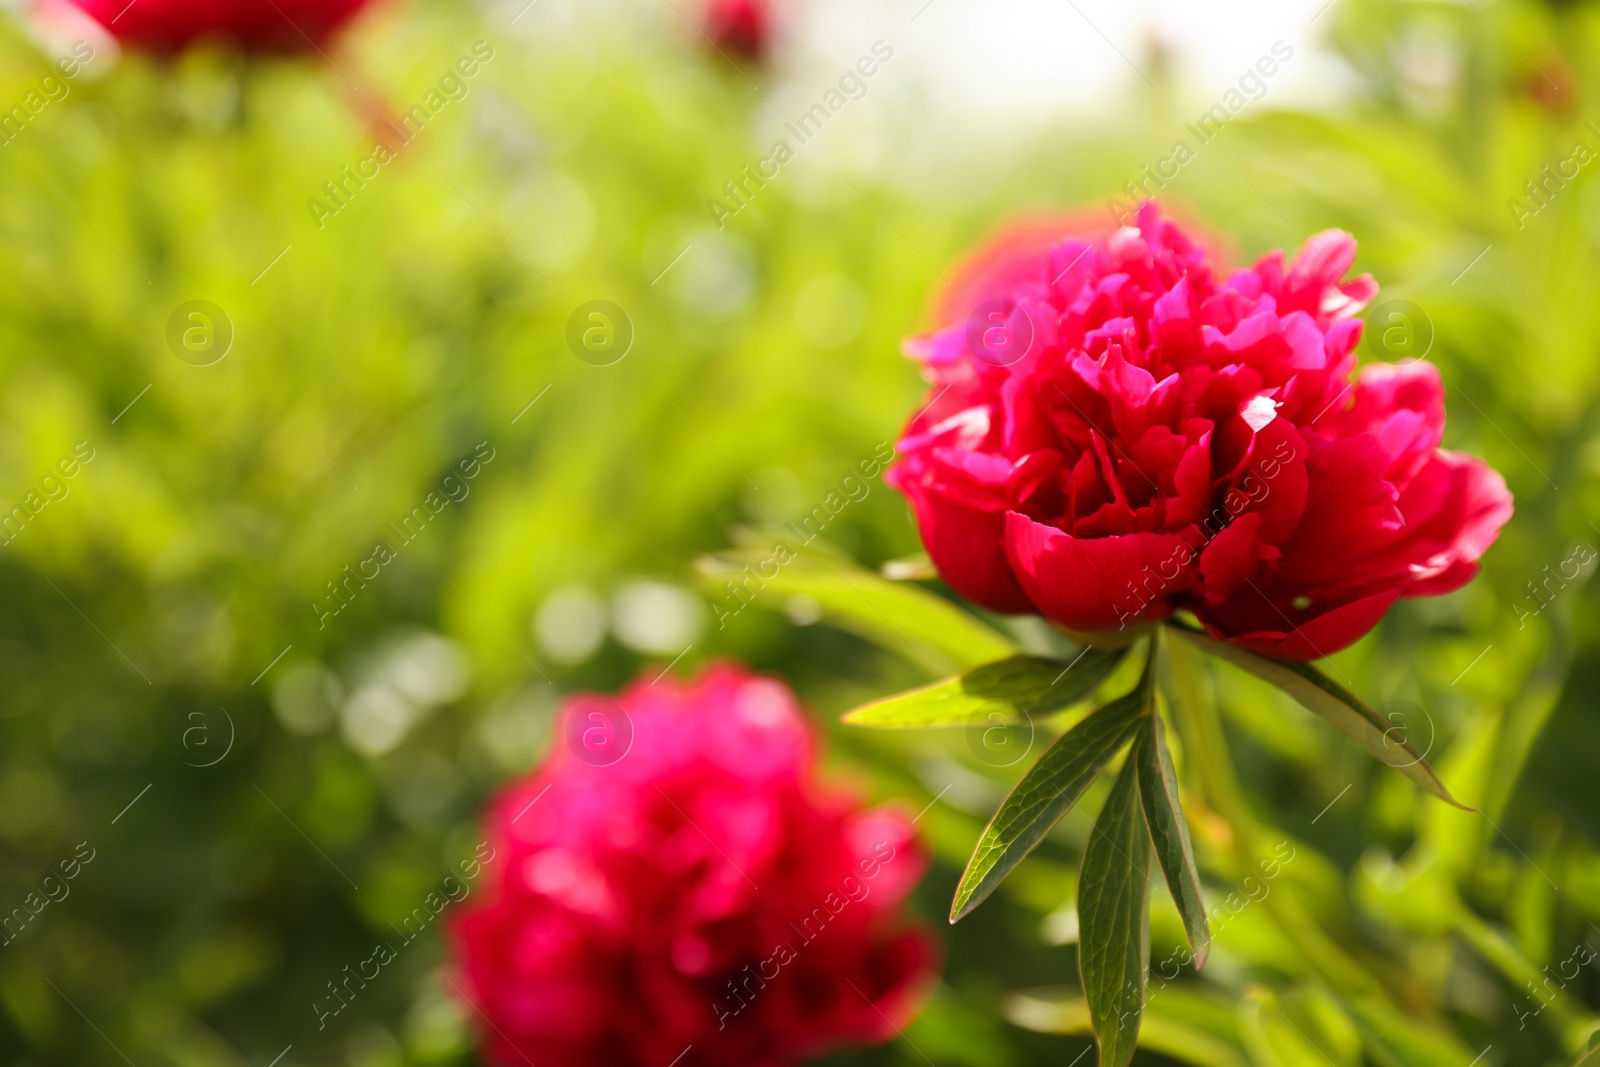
[1400,451,1514,596]
[1282,311,1327,370]
[1197,512,1265,603]
[1330,360,1445,449]
[1004,511,1199,631]
[1235,417,1309,547]
[899,479,1034,613]
[1166,434,1214,528]
[1272,434,1403,590]
[1288,229,1357,289]
[1204,587,1401,661]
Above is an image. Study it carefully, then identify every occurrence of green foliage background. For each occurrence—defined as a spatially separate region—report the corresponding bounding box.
[1,0,1599,1064]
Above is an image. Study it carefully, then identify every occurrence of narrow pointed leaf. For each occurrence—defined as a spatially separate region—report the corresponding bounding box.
[1134,714,1210,968]
[695,536,1015,673]
[950,672,1151,922]
[1079,753,1151,1067]
[844,649,1127,729]
[1168,625,1464,808]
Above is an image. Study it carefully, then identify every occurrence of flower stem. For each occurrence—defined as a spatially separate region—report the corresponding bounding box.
[1163,631,1379,998]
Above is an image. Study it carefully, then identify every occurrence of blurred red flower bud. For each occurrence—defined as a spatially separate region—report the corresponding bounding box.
[704,0,771,61]
[449,663,937,1067]
[62,0,378,53]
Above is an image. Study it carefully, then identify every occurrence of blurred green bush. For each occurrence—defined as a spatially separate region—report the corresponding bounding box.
[1,0,1600,1064]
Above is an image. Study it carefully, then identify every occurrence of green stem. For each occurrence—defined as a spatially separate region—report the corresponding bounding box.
[1164,631,1380,998]
[1164,630,1251,851]
[1164,632,1489,1059]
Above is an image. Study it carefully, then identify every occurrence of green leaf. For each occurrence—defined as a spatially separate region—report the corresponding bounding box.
[1079,751,1151,1067]
[843,648,1127,729]
[1339,992,1475,1067]
[1240,985,1362,1067]
[1135,712,1210,968]
[950,661,1152,922]
[1004,986,1249,1067]
[1167,624,1464,808]
[880,552,936,580]
[695,533,1015,673]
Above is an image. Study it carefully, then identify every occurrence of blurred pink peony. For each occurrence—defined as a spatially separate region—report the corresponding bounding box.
[448,663,936,1067]
[887,201,1512,660]
[60,0,377,52]
[704,0,771,60]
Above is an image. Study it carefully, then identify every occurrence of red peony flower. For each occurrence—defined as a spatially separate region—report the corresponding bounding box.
[704,0,771,61]
[886,202,1512,660]
[62,0,377,52]
[448,663,936,1067]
